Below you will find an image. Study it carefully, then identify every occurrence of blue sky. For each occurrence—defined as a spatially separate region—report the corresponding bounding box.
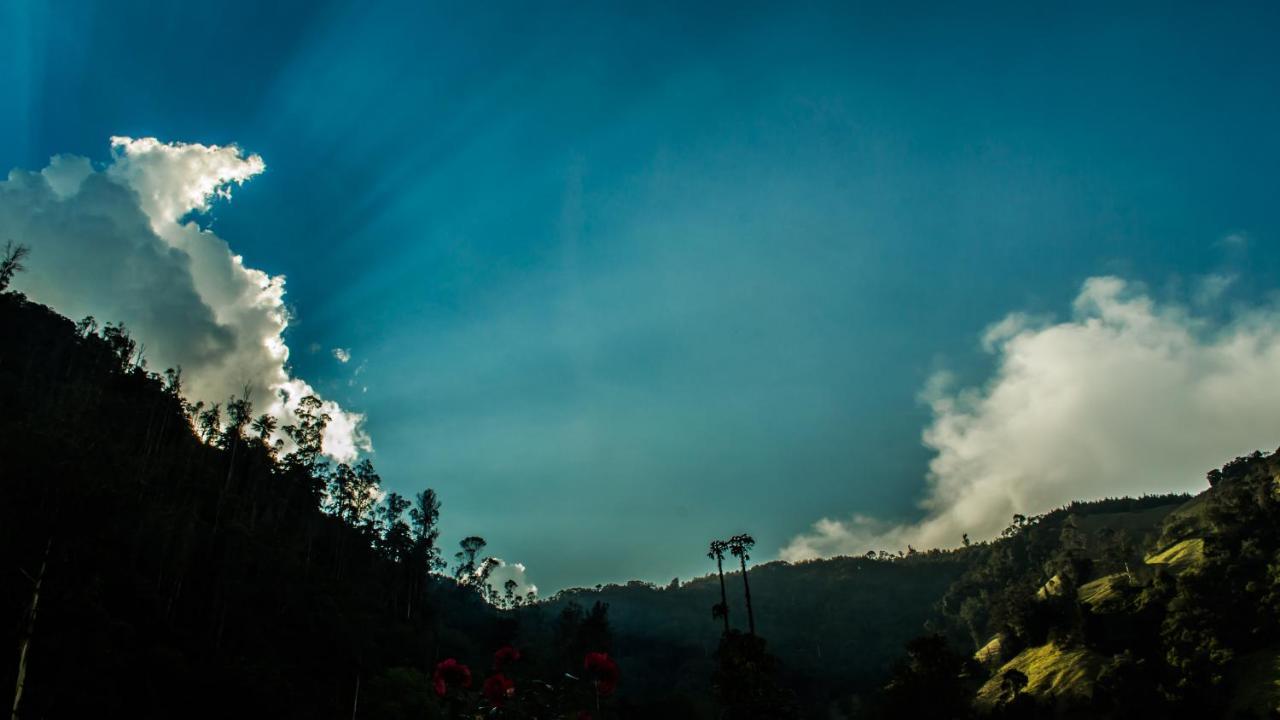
[5,0,1280,592]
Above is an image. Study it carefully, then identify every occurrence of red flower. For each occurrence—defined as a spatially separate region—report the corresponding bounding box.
[432,658,472,697]
[493,645,521,670]
[482,673,515,706]
[583,652,620,696]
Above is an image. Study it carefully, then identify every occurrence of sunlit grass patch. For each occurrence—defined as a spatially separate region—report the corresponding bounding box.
[1035,574,1064,600]
[1144,537,1205,574]
[974,634,1004,667]
[1077,572,1130,610]
[975,642,1102,709]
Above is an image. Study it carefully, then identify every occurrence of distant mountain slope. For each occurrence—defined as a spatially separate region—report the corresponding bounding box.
[535,495,1210,717]
[540,551,972,713]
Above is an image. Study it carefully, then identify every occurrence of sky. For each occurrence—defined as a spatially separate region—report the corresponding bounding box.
[5,0,1280,594]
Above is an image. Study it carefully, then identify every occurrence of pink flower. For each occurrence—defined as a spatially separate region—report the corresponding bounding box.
[583,652,620,696]
[432,658,472,697]
[482,673,515,707]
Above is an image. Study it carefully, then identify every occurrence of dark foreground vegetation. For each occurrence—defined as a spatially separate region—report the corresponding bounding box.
[5,247,1280,718]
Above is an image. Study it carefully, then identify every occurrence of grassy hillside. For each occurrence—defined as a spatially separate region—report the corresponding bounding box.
[873,452,1280,719]
[1143,537,1205,574]
[975,642,1103,710]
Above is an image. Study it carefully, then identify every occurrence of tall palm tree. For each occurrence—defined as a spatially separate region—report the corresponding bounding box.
[251,413,277,442]
[728,533,757,636]
[707,539,731,634]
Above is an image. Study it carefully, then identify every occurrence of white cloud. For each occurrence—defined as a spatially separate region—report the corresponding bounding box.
[41,154,93,198]
[332,347,351,363]
[3,137,369,461]
[782,276,1280,561]
[484,559,538,599]
[106,136,265,224]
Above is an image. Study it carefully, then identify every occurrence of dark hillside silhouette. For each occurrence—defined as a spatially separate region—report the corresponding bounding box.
[0,286,514,719]
[543,550,973,715]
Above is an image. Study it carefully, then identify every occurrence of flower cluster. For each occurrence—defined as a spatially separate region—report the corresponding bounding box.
[583,652,620,696]
[483,672,516,706]
[432,658,472,697]
[482,646,521,707]
[432,648,619,714]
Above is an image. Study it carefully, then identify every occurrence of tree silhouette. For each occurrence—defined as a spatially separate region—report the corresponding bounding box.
[728,533,757,636]
[197,402,223,444]
[377,492,412,560]
[708,539,731,634]
[250,413,277,442]
[455,535,488,585]
[214,388,254,532]
[402,488,443,619]
[283,393,331,508]
[0,240,30,292]
[475,557,501,602]
[101,321,140,371]
[330,458,380,527]
[409,489,444,572]
[225,390,253,438]
[284,394,329,468]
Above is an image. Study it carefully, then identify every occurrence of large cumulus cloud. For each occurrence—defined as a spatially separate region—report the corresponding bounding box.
[783,276,1280,561]
[2,137,369,461]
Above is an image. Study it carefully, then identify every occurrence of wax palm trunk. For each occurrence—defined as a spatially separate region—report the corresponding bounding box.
[738,554,755,636]
[716,556,730,634]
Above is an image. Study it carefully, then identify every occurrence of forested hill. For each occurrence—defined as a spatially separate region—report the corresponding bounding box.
[540,494,1201,718]
[6,278,1280,720]
[0,290,509,718]
[543,553,970,712]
